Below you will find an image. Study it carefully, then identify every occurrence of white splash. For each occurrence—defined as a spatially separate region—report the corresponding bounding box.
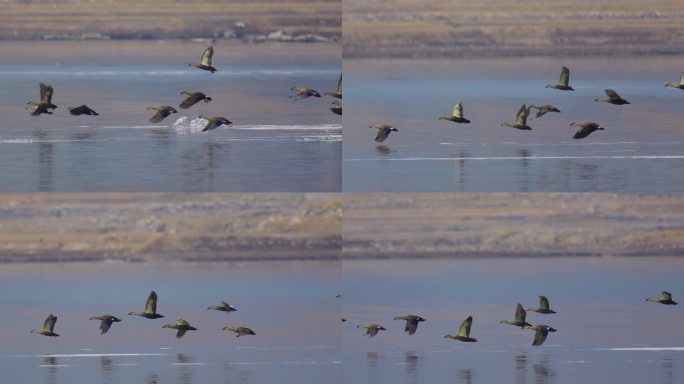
[172,116,209,134]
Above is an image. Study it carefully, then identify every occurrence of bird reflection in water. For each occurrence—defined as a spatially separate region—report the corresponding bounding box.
[404,351,421,384]
[515,354,527,384]
[662,357,674,384]
[222,360,256,384]
[33,130,53,192]
[453,150,467,191]
[375,145,392,156]
[176,353,194,384]
[41,356,58,384]
[101,356,114,384]
[533,354,555,384]
[458,368,474,384]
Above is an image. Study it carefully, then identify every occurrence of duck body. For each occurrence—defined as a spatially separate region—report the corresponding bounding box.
[444,316,477,342]
[570,121,604,139]
[179,91,212,109]
[222,326,256,337]
[163,319,197,339]
[393,315,426,335]
[646,291,678,305]
[501,104,532,130]
[526,295,557,314]
[189,46,217,73]
[594,89,630,105]
[370,124,398,143]
[89,315,121,334]
[500,303,533,328]
[129,290,164,319]
[31,314,59,337]
[208,301,237,313]
[147,106,177,123]
[68,105,99,116]
[199,115,232,132]
[525,324,557,346]
[357,323,386,338]
[545,66,574,91]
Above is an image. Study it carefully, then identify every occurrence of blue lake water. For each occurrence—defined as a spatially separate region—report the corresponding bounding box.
[0,261,341,384]
[343,57,684,192]
[0,42,341,192]
[342,256,684,383]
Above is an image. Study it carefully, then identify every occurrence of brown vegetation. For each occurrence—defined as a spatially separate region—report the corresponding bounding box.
[343,193,684,258]
[343,0,684,58]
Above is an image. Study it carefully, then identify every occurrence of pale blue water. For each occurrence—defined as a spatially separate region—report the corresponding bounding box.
[343,57,684,192]
[342,256,684,383]
[0,51,341,192]
[0,261,341,384]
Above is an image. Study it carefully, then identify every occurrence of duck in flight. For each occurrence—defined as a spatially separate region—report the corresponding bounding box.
[89,315,121,334]
[208,301,237,314]
[290,87,322,99]
[31,314,60,337]
[570,121,604,139]
[594,89,630,105]
[501,104,532,130]
[370,124,398,143]
[526,295,557,314]
[147,106,177,123]
[222,326,256,337]
[68,105,99,116]
[439,103,471,124]
[357,323,386,338]
[444,316,478,342]
[645,291,678,305]
[545,66,574,90]
[525,324,557,346]
[189,46,217,73]
[393,315,426,335]
[330,100,342,115]
[128,290,164,319]
[179,91,212,109]
[499,303,532,328]
[528,104,560,119]
[665,73,684,89]
[163,319,198,339]
[26,83,58,116]
[199,115,232,132]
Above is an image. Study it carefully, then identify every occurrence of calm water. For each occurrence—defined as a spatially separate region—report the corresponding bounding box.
[0,42,341,192]
[343,57,684,192]
[0,261,341,384]
[342,257,684,383]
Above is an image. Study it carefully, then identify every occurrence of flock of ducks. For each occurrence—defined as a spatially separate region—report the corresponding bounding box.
[30,291,255,339]
[370,67,684,143]
[23,45,342,132]
[347,291,677,347]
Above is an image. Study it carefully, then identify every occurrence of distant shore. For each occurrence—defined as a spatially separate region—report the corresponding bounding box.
[343,193,684,259]
[343,0,684,58]
[0,0,340,43]
[0,194,341,263]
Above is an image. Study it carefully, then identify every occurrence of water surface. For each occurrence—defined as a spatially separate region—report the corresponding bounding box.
[0,260,341,384]
[0,41,341,192]
[342,256,684,383]
[343,57,684,191]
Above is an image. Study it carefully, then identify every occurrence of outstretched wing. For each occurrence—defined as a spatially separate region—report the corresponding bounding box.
[532,327,549,346]
[100,318,114,334]
[176,329,187,339]
[201,46,213,66]
[150,110,166,123]
[515,104,529,126]
[44,314,57,332]
[559,66,570,87]
[202,119,218,132]
[145,291,158,314]
[663,291,673,300]
[39,83,48,102]
[514,303,527,323]
[605,89,620,100]
[407,318,419,335]
[679,73,684,85]
[337,74,342,93]
[458,316,472,338]
[368,325,379,338]
[453,103,463,118]
[539,295,550,310]
[374,127,390,143]
[179,93,203,109]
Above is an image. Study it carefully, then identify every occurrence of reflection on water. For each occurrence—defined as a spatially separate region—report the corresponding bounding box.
[176,353,194,384]
[147,373,159,384]
[515,354,527,384]
[42,356,57,384]
[222,360,256,384]
[404,351,421,384]
[533,354,554,384]
[662,357,674,384]
[458,368,474,384]
[101,356,113,384]
[375,145,392,155]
